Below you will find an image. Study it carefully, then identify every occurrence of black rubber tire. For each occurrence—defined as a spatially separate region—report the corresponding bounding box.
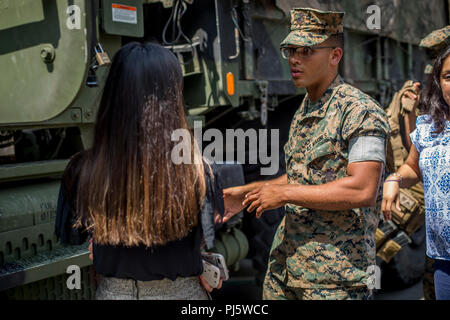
[241,147,286,286]
[243,206,285,287]
[207,98,300,287]
[239,102,299,287]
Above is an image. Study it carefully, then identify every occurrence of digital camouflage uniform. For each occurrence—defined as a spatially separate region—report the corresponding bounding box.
[420,25,450,74]
[420,25,450,56]
[264,8,390,300]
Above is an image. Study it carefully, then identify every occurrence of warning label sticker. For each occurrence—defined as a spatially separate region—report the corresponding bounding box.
[112,3,137,24]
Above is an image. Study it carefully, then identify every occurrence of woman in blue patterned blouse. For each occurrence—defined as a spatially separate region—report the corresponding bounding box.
[382,46,450,300]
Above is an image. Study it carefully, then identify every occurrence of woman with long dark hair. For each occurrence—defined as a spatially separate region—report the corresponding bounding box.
[382,46,450,300]
[55,42,219,299]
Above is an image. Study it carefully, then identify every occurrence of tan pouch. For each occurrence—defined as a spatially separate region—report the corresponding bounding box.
[377,240,402,263]
[405,205,425,235]
[391,189,419,227]
[375,229,386,250]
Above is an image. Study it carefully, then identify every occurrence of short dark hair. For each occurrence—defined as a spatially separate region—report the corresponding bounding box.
[327,33,344,49]
[420,45,450,135]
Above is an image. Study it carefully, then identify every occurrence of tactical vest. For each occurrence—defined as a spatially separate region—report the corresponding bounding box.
[377,81,425,263]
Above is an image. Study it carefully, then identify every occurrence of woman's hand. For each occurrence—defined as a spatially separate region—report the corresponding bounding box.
[382,180,401,221]
[199,275,222,293]
[88,237,93,261]
[214,210,223,224]
[222,185,249,223]
[87,237,101,289]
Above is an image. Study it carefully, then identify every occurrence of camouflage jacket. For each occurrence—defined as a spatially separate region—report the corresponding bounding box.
[267,75,390,289]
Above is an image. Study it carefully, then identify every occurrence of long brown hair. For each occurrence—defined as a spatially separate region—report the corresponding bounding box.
[420,46,450,135]
[75,42,205,247]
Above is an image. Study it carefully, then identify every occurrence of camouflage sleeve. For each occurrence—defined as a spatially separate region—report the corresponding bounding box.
[341,101,391,142]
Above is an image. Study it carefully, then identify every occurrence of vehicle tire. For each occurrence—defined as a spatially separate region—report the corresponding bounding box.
[239,104,294,287]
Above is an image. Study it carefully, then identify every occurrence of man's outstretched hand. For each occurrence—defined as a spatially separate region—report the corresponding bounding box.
[243,184,287,218]
[223,183,288,221]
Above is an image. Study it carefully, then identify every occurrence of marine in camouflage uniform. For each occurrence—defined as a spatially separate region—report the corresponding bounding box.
[379,25,450,300]
[262,8,390,300]
[420,26,450,74]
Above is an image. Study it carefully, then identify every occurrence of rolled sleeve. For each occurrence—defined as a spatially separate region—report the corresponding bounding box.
[348,136,386,164]
[409,115,431,154]
[409,128,420,153]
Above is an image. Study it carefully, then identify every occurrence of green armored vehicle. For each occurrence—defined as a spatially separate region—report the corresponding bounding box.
[0,0,447,299]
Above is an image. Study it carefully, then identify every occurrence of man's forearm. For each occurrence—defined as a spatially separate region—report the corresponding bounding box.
[281,175,379,211]
[244,174,287,191]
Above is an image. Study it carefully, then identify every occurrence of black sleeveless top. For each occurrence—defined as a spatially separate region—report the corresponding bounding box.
[91,218,203,281]
[55,153,222,281]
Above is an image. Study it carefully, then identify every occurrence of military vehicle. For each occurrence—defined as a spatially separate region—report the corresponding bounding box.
[0,0,447,299]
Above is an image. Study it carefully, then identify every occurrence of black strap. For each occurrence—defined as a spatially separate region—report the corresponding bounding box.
[89,0,98,60]
[203,161,225,217]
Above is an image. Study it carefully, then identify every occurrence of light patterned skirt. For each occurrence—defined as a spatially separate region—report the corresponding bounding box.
[95,275,210,300]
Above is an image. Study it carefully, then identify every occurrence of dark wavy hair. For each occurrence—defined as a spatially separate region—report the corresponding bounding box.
[74,42,205,247]
[420,46,450,134]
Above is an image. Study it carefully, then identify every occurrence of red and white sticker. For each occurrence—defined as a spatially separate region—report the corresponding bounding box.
[112,3,137,24]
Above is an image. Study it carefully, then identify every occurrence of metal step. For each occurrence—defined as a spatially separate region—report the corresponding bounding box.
[0,159,69,183]
[0,243,90,291]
